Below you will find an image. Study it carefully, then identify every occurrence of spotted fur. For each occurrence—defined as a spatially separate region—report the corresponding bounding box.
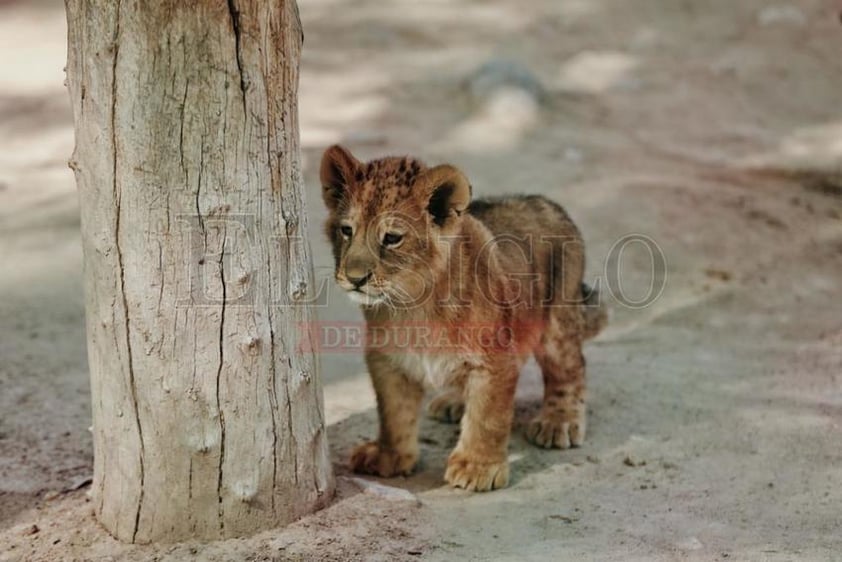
[320,145,606,491]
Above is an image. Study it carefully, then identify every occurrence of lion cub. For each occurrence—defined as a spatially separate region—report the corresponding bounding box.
[320,145,606,491]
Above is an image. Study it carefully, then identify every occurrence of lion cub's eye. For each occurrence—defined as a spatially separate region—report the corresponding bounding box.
[382,232,404,247]
[339,225,353,238]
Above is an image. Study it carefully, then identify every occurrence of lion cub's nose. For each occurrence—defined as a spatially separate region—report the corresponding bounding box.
[347,271,372,289]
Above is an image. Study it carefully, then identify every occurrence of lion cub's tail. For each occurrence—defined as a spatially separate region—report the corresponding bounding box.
[581,283,608,340]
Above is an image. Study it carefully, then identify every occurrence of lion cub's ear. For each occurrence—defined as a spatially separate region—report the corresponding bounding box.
[416,164,472,228]
[320,145,362,212]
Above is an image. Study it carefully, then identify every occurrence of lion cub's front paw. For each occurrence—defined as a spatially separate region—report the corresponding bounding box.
[426,390,465,424]
[444,451,509,492]
[349,441,418,477]
[526,409,586,449]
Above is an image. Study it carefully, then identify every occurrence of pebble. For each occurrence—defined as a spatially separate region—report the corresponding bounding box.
[623,454,646,467]
[16,524,39,536]
[344,477,420,504]
[66,475,93,492]
[466,59,546,106]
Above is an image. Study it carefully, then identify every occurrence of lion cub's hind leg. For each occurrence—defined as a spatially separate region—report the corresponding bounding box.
[427,388,465,424]
[526,309,587,449]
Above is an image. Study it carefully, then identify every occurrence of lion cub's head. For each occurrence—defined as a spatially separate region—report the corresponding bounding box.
[319,145,471,308]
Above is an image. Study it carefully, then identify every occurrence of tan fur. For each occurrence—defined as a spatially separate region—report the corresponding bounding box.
[320,145,606,491]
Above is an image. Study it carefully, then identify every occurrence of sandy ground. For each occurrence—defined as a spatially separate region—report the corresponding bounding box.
[1,0,842,560]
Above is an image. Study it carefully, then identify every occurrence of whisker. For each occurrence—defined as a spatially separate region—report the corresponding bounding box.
[390,285,414,306]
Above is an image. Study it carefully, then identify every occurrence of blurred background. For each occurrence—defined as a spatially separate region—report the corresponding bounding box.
[1,0,841,560]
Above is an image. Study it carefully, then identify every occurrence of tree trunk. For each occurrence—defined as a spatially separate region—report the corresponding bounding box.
[64,0,334,543]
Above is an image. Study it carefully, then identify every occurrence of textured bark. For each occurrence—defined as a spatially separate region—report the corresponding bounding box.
[64,0,333,543]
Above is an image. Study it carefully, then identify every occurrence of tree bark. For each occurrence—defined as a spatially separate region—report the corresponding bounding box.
[64,0,333,543]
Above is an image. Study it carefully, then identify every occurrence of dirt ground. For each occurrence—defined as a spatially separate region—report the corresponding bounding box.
[1,0,841,560]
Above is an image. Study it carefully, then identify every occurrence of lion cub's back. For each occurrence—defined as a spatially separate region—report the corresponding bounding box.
[467,194,581,243]
[466,194,584,307]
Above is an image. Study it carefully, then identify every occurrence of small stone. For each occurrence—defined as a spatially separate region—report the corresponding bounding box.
[586,455,601,464]
[43,490,61,501]
[66,475,93,492]
[623,454,646,467]
[344,477,420,504]
[704,268,732,282]
[466,59,546,106]
[16,524,39,536]
[548,514,579,523]
[757,5,806,27]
